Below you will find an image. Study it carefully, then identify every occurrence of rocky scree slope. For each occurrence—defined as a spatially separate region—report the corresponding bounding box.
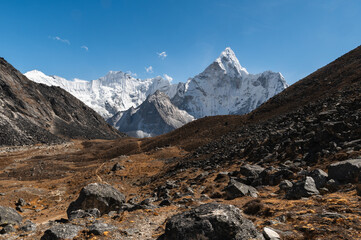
[107,91,194,138]
[169,45,361,171]
[0,58,125,146]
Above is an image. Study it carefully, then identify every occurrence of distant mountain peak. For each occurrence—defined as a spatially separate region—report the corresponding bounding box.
[108,90,194,138]
[172,48,287,118]
[211,47,249,78]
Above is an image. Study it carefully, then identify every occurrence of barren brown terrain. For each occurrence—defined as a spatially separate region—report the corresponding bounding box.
[1,46,361,239]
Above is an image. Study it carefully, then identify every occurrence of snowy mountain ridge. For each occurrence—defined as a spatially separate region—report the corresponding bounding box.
[25,47,288,137]
[25,70,177,119]
[172,47,288,118]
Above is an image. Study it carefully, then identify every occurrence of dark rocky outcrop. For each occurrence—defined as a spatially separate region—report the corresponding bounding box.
[41,224,82,240]
[67,183,125,218]
[286,177,319,199]
[162,203,264,240]
[0,57,125,147]
[223,179,258,199]
[328,159,361,183]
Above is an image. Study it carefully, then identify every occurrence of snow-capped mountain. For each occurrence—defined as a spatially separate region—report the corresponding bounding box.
[172,47,288,119]
[107,91,194,138]
[25,47,288,138]
[25,70,177,119]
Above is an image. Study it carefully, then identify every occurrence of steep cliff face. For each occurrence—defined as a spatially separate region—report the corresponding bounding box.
[108,91,194,138]
[172,47,288,118]
[0,58,125,146]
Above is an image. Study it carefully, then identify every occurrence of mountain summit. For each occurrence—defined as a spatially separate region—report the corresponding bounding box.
[107,90,194,138]
[172,47,288,119]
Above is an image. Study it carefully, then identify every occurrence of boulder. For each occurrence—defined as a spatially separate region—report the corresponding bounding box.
[223,179,258,199]
[41,224,82,240]
[162,203,264,240]
[328,159,361,183]
[308,169,328,189]
[240,164,265,178]
[67,183,125,218]
[286,177,320,200]
[88,221,115,235]
[0,206,22,225]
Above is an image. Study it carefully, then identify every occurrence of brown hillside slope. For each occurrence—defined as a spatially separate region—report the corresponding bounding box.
[138,45,361,152]
[0,58,126,146]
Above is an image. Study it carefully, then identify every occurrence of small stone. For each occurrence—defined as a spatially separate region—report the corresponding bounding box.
[20,220,37,232]
[16,206,24,212]
[279,180,293,191]
[16,198,26,207]
[159,199,172,207]
[111,162,125,171]
[263,227,280,240]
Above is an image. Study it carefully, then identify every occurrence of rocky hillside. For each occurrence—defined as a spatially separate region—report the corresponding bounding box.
[108,91,194,138]
[0,58,125,146]
[0,46,361,240]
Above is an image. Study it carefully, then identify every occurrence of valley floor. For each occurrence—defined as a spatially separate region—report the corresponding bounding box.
[0,139,360,239]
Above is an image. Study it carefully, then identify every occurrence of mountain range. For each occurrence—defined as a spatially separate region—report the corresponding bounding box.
[25,47,288,137]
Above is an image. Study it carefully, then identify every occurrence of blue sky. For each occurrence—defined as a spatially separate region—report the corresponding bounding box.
[1,0,361,85]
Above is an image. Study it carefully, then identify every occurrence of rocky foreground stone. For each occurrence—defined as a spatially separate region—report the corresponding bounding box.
[67,183,126,218]
[161,203,264,240]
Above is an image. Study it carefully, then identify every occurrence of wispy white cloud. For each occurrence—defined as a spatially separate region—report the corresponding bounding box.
[81,45,89,51]
[163,74,173,82]
[157,51,167,59]
[126,71,137,77]
[145,66,153,73]
[49,36,70,45]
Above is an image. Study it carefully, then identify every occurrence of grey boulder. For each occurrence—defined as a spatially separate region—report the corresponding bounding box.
[162,203,264,240]
[286,177,319,200]
[67,183,125,218]
[223,179,258,199]
[41,224,82,240]
[308,169,328,189]
[0,206,22,226]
